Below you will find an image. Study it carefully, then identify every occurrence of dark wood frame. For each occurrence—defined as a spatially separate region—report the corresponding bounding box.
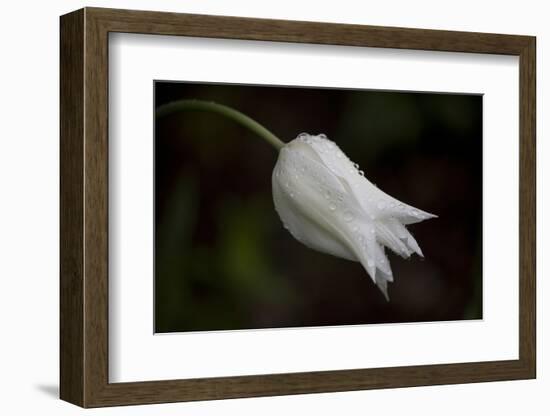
[60,7,536,408]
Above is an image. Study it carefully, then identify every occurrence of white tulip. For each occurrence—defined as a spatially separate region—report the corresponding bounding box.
[272,133,437,299]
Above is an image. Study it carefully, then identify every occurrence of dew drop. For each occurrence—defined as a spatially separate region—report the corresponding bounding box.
[343,211,354,222]
[353,163,359,169]
[323,190,331,200]
[318,133,327,139]
[411,209,420,216]
[297,132,309,140]
[377,201,386,210]
[358,170,364,177]
[328,203,336,211]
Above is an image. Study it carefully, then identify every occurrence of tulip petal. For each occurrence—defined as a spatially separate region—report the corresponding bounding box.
[374,243,393,281]
[273,145,359,263]
[302,134,437,223]
[274,141,387,285]
[376,275,390,301]
[272,174,356,262]
[302,134,435,247]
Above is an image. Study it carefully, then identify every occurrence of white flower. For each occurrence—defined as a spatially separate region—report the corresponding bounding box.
[272,133,437,299]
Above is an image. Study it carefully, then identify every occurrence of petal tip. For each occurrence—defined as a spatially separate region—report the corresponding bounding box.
[377,281,390,301]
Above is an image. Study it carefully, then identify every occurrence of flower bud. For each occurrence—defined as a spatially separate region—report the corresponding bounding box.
[272,133,436,299]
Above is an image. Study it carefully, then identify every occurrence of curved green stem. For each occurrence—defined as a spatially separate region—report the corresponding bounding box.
[156,99,285,151]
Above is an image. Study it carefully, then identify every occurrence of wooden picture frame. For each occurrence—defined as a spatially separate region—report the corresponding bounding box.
[60,7,536,408]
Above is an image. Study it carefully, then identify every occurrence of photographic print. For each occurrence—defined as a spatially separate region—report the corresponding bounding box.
[154,81,482,334]
[60,9,535,406]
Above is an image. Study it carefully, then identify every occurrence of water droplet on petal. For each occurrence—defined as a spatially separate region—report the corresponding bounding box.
[328,203,336,211]
[297,132,309,140]
[318,133,327,139]
[323,190,331,200]
[377,201,386,210]
[358,170,364,176]
[343,211,354,222]
[411,209,419,216]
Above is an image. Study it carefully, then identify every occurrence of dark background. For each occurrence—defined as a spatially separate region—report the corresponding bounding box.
[154,81,482,333]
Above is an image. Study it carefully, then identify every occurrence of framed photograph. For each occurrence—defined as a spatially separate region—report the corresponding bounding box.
[60,7,536,408]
